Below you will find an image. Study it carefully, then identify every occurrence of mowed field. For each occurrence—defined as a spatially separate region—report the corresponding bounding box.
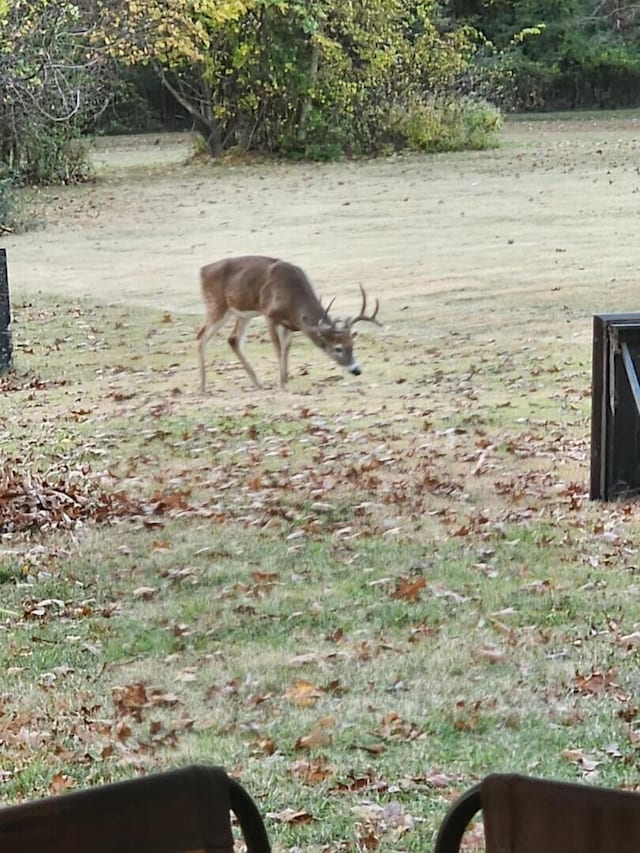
[13,114,640,327]
[2,113,640,851]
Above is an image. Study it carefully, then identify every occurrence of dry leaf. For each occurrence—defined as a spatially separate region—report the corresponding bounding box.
[284,680,323,708]
[391,575,426,601]
[133,586,157,600]
[295,730,332,750]
[352,742,387,755]
[252,736,277,756]
[474,646,506,663]
[48,773,75,794]
[561,748,600,771]
[575,669,627,700]
[288,758,333,785]
[266,807,315,825]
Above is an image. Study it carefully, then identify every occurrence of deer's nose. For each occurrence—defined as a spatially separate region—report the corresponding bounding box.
[350,365,361,376]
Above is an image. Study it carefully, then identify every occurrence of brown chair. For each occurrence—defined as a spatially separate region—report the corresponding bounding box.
[0,764,271,852]
[435,772,640,853]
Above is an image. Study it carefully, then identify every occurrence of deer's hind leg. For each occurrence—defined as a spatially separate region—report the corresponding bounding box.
[196,310,230,392]
[228,316,262,388]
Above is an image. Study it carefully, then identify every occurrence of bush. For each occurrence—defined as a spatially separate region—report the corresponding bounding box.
[0,0,114,185]
[507,53,640,111]
[16,126,92,185]
[387,96,503,153]
[104,0,497,161]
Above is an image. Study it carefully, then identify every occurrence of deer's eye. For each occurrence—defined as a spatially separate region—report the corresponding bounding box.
[334,345,344,354]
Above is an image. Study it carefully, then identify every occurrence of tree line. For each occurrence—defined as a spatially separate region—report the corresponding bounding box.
[448,0,640,111]
[0,0,639,205]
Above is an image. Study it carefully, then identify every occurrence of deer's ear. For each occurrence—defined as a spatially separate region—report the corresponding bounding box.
[351,330,358,340]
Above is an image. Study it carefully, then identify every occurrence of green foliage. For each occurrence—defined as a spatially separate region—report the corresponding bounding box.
[0,1,113,184]
[446,0,640,110]
[102,0,498,159]
[16,127,92,185]
[506,49,640,110]
[388,95,503,153]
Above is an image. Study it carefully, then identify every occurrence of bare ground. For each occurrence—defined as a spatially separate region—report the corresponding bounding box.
[5,114,640,398]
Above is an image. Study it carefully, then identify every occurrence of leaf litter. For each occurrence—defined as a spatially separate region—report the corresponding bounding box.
[3,273,640,848]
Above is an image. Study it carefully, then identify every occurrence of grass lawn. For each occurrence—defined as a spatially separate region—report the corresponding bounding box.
[2,114,640,850]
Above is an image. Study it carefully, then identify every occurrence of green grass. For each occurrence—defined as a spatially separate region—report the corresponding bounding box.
[1,280,639,851]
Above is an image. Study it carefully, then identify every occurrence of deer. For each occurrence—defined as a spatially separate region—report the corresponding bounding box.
[196,255,381,391]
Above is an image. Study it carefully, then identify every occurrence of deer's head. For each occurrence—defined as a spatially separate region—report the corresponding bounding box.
[305,285,381,376]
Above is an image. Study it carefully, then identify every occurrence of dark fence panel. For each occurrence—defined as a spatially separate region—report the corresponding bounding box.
[591,313,640,500]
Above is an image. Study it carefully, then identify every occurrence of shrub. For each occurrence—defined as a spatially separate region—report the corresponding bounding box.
[387,96,503,154]
[0,0,114,185]
[16,126,92,185]
[506,52,640,111]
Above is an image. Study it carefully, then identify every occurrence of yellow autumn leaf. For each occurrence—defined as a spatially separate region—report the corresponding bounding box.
[283,679,323,707]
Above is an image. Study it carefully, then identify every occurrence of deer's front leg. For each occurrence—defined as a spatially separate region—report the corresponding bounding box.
[269,322,293,389]
[229,317,262,388]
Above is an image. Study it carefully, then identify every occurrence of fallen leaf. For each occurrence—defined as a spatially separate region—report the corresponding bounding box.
[295,718,335,750]
[391,575,426,601]
[133,586,157,600]
[474,646,506,663]
[284,680,323,708]
[288,758,333,785]
[48,773,75,794]
[561,748,600,772]
[352,742,387,755]
[266,808,315,825]
[575,669,627,700]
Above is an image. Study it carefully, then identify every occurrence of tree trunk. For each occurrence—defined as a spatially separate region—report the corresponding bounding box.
[299,37,320,137]
[193,106,223,158]
[153,63,223,158]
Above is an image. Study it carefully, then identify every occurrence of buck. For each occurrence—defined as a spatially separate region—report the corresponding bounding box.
[197,255,380,391]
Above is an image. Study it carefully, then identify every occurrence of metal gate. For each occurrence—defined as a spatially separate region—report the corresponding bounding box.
[591,312,640,500]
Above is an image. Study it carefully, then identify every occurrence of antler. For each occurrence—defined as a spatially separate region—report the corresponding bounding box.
[320,297,336,327]
[347,284,381,328]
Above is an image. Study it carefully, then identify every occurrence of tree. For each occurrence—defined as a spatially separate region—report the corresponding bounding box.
[0,0,117,182]
[444,0,640,109]
[98,0,486,158]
